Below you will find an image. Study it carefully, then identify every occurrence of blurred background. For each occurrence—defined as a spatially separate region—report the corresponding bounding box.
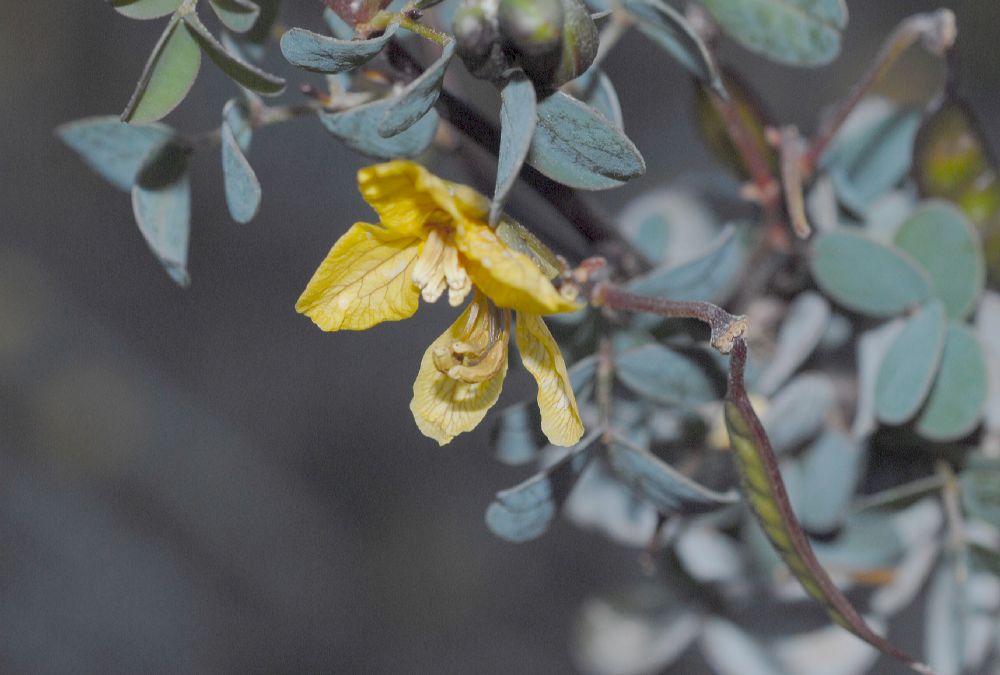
[2,1,999,672]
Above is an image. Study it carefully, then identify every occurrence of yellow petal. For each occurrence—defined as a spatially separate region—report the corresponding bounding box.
[515,313,584,447]
[455,221,581,315]
[296,223,421,331]
[357,161,489,236]
[410,302,509,445]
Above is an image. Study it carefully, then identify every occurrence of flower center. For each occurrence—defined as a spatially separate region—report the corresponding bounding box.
[432,294,511,383]
[412,226,473,307]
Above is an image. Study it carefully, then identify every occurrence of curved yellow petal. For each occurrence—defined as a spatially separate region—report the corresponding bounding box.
[296,223,421,331]
[357,161,489,236]
[515,313,584,447]
[455,221,582,315]
[410,302,509,445]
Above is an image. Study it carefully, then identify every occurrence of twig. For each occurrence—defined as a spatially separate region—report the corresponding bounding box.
[775,125,812,239]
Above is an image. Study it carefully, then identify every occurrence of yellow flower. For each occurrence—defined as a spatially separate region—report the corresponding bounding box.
[296,160,585,447]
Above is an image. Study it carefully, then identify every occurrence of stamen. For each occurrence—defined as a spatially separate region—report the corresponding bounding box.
[443,244,472,307]
[432,295,510,383]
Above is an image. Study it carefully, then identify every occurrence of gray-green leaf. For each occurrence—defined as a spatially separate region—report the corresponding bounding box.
[280,23,398,73]
[491,71,537,225]
[319,99,439,159]
[379,39,456,137]
[122,15,202,123]
[57,116,175,191]
[209,0,261,33]
[615,344,720,408]
[527,91,645,190]
[625,0,723,94]
[221,118,261,223]
[875,301,947,425]
[916,321,988,441]
[131,170,191,286]
[111,0,183,20]
[184,14,286,95]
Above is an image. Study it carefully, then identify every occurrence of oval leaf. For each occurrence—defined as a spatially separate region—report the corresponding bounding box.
[221,122,262,223]
[569,68,624,130]
[280,23,398,73]
[379,39,455,137]
[111,0,183,20]
[222,98,253,152]
[57,116,175,191]
[798,431,865,534]
[916,321,988,441]
[624,0,723,93]
[701,0,847,67]
[615,343,720,408]
[491,72,537,225]
[761,372,835,454]
[209,0,260,33]
[527,91,645,190]
[875,301,947,425]
[811,229,932,317]
[626,226,745,303]
[319,99,439,159]
[122,16,202,123]
[894,200,985,320]
[756,291,831,396]
[131,172,191,286]
[183,14,285,95]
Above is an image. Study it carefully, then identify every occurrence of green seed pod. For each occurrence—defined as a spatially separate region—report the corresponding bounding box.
[498,0,564,57]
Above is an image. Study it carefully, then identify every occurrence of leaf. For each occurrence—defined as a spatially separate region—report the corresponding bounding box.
[222,98,252,152]
[491,72,537,225]
[607,433,739,515]
[761,372,835,454]
[379,39,456,137]
[962,460,1000,528]
[924,558,965,675]
[916,321,988,441]
[221,116,261,223]
[913,94,1000,285]
[976,291,1000,434]
[852,318,906,440]
[756,291,831,396]
[571,69,624,130]
[624,0,723,93]
[619,188,720,268]
[615,343,720,408]
[111,0,183,20]
[122,16,202,123]
[724,339,932,675]
[700,0,848,67]
[626,226,745,303]
[700,620,790,675]
[894,200,985,320]
[564,457,660,547]
[56,116,175,192]
[527,91,645,190]
[820,98,922,215]
[209,0,260,33]
[485,430,600,542]
[694,68,776,180]
[811,229,933,317]
[183,14,286,95]
[319,99,439,159]
[875,301,947,425]
[491,403,544,467]
[131,170,191,286]
[798,431,865,534]
[773,621,883,675]
[280,23,398,73]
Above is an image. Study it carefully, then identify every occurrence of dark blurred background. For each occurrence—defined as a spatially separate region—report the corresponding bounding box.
[2,2,999,673]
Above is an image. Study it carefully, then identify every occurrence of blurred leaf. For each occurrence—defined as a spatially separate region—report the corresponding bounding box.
[184,14,286,95]
[280,23,398,73]
[135,136,192,187]
[573,586,701,675]
[924,558,964,675]
[700,620,790,675]
[757,292,832,396]
[916,322,987,441]
[485,430,600,542]
[323,6,356,40]
[244,0,280,45]
[852,318,905,440]
[319,100,439,159]
[761,372,835,454]
[209,0,260,33]
[798,431,865,534]
[222,98,252,152]
[913,95,1000,283]
[57,116,175,192]
[626,226,744,304]
[527,91,645,190]
[811,510,903,570]
[624,0,723,93]
[615,343,719,408]
[694,68,776,180]
[976,291,1000,434]
[821,98,921,215]
[811,229,933,317]
[491,72,537,225]
[221,116,261,223]
[871,537,941,617]
[875,301,947,425]
[961,459,1000,528]
[122,16,202,123]
[564,457,660,547]
[773,621,883,675]
[607,433,738,515]
[492,403,544,467]
[700,0,847,67]
[379,39,455,137]
[570,69,624,130]
[131,168,191,286]
[894,200,985,320]
[676,525,745,583]
[969,544,1000,577]
[619,188,720,268]
[111,0,182,20]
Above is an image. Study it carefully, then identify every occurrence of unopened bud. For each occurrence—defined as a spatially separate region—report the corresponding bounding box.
[498,0,564,57]
[453,4,512,81]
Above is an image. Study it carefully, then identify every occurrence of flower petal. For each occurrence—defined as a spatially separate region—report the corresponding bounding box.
[296,222,421,331]
[357,160,489,236]
[456,221,581,315]
[411,302,509,445]
[515,313,584,447]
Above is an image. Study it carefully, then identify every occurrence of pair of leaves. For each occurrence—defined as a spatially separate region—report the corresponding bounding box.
[113,0,260,31]
[220,98,261,223]
[121,4,285,124]
[58,117,193,285]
